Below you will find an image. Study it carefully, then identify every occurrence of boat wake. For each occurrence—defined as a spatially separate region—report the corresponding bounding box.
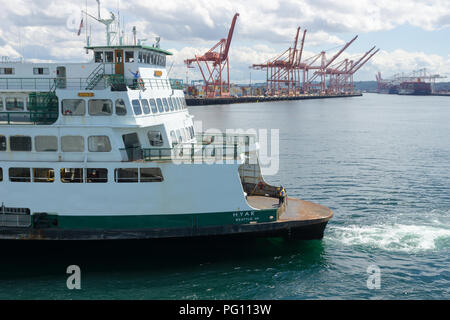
[328,221,450,253]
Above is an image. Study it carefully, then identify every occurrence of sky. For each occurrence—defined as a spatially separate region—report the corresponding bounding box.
[0,0,449,83]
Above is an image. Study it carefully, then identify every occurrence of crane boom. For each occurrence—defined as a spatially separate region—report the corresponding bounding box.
[296,29,307,66]
[350,49,380,74]
[324,35,358,69]
[289,27,301,65]
[222,13,240,61]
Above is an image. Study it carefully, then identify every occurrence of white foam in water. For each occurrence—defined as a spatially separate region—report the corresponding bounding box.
[330,223,450,252]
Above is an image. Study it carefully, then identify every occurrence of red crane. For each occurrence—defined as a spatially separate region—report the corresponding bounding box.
[185,13,239,98]
[252,27,304,96]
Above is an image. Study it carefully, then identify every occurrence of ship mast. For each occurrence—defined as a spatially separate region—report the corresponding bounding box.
[83,0,116,46]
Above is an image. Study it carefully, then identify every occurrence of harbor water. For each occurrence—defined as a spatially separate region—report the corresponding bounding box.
[1,93,449,299]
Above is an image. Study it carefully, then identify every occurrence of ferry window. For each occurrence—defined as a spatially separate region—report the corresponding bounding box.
[61,168,84,183]
[61,136,84,152]
[0,168,2,182]
[170,131,178,144]
[35,136,58,152]
[140,168,164,183]
[87,168,108,183]
[0,68,14,75]
[95,52,104,63]
[115,168,138,183]
[156,98,164,113]
[176,129,182,143]
[171,97,178,111]
[6,97,24,111]
[10,136,32,151]
[150,54,155,65]
[115,99,127,116]
[105,52,114,63]
[88,136,111,152]
[62,99,86,116]
[33,168,55,183]
[141,99,151,115]
[149,99,158,113]
[9,168,31,183]
[0,136,6,151]
[33,68,49,75]
[168,98,174,111]
[138,52,143,63]
[125,51,134,63]
[0,98,3,111]
[162,98,169,112]
[89,99,113,116]
[148,131,163,147]
[132,99,142,115]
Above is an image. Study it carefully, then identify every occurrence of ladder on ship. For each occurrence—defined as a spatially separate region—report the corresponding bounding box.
[85,63,106,90]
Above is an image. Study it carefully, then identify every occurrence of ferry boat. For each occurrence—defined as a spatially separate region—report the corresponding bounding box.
[0,4,333,241]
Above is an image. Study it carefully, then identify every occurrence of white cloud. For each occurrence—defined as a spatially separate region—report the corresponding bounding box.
[0,0,448,81]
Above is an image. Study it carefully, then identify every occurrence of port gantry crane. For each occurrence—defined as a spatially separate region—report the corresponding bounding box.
[304,35,358,94]
[327,46,380,94]
[184,13,239,98]
[252,27,307,96]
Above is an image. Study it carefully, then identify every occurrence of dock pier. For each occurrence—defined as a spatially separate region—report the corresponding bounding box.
[186,93,363,106]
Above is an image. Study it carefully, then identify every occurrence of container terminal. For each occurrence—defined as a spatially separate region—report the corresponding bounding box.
[376,68,448,96]
[182,13,378,106]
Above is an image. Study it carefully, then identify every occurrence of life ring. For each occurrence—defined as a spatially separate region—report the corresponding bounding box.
[64,110,73,115]
[257,181,265,190]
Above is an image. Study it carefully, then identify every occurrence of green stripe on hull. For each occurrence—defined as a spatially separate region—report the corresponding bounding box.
[49,209,277,230]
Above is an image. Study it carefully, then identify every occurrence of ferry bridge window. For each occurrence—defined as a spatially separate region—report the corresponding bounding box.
[6,97,24,111]
[35,136,58,152]
[115,168,138,183]
[168,98,174,111]
[141,99,151,115]
[33,168,55,183]
[0,135,6,151]
[87,168,108,183]
[132,99,142,115]
[149,99,158,113]
[61,168,84,183]
[156,98,164,113]
[33,68,49,75]
[148,131,163,147]
[10,136,32,152]
[61,136,85,152]
[9,168,31,183]
[140,168,164,183]
[62,99,86,116]
[115,99,127,116]
[88,136,112,152]
[138,52,143,64]
[151,54,156,65]
[0,68,14,75]
[105,52,114,63]
[95,52,104,63]
[89,99,113,116]
[125,51,134,63]
[162,98,169,112]
[171,97,179,111]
